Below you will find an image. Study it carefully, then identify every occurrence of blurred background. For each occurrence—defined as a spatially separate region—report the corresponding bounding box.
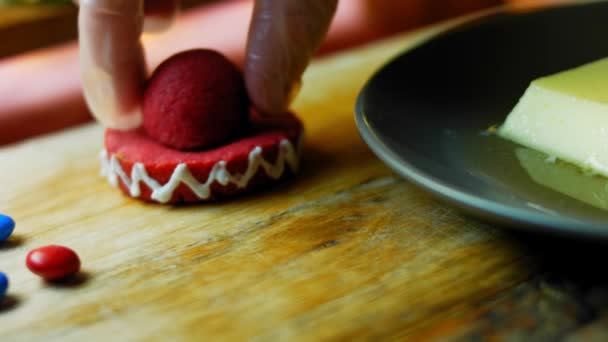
[0,0,555,145]
[0,0,215,58]
[0,0,510,59]
[0,0,70,3]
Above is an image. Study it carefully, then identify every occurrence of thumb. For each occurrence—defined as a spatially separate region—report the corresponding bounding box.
[245,0,338,115]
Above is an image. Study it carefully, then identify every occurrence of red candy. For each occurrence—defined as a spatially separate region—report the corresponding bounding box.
[143,49,250,150]
[26,245,81,280]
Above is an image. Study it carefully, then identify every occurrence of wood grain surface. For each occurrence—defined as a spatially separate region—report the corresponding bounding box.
[2,12,608,341]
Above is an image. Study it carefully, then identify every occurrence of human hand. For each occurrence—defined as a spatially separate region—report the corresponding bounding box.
[77,0,338,130]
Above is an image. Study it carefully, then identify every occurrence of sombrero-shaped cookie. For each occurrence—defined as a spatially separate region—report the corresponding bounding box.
[100,49,303,204]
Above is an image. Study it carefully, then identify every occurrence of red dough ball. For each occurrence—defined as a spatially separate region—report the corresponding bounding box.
[143,49,250,150]
[26,245,81,280]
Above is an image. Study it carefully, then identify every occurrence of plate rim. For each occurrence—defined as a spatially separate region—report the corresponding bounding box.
[354,5,608,239]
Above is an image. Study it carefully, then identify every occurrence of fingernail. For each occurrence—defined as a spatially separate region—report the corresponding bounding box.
[287,79,302,107]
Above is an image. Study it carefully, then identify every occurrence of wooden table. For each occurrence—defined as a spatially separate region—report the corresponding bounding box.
[2,13,608,341]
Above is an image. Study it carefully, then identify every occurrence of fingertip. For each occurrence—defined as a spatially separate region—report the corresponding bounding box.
[80,65,144,130]
[286,79,302,107]
[245,0,337,116]
[96,107,143,130]
[245,67,296,116]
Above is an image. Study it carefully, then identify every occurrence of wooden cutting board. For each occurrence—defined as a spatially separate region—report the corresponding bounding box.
[0,18,557,340]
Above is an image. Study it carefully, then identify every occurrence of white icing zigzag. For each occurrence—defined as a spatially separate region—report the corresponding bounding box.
[100,139,300,203]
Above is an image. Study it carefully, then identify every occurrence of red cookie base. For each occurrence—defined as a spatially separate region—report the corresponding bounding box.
[103,112,303,204]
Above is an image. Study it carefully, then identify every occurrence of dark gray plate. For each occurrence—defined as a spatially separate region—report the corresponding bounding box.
[355,2,608,239]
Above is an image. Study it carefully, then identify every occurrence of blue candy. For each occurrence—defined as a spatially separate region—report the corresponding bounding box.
[0,214,15,242]
[0,272,7,298]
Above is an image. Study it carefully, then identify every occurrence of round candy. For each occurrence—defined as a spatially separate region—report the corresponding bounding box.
[0,214,15,242]
[143,49,250,150]
[0,272,7,298]
[26,245,81,280]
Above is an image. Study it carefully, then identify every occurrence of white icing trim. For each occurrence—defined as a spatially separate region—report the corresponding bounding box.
[100,138,300,203]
